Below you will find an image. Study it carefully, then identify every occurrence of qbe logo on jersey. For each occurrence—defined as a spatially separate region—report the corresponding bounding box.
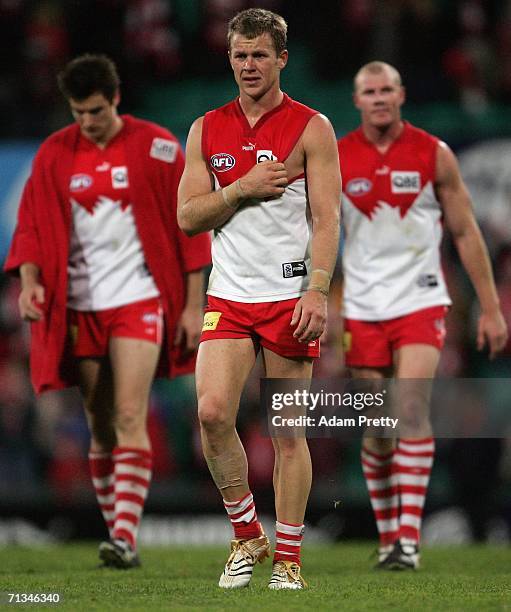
[111,166,129,189]
[257,150,277,163]
[150,137,177,163]
[211,153,235,172]
[391,171,421,193]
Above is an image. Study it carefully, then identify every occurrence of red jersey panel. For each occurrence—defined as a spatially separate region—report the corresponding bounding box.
[338,122,451,320]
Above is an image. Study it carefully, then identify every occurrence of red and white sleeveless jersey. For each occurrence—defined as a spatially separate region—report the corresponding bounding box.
[67,129,159,310]
[202,94,317,302]
[338,122,451,321]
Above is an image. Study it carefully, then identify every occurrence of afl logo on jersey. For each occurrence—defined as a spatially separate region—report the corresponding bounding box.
[70,174,93,192]
[211,153,235,172]
[346,177,372,196]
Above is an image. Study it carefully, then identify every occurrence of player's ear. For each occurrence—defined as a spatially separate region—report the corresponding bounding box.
[399,86,406,106]
[113,90,121,107]
[277,49,288,70]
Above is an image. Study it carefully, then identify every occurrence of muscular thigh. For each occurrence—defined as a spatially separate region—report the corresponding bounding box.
[109,337,161,405]
[196,338,256,419]
[77,357,114,419]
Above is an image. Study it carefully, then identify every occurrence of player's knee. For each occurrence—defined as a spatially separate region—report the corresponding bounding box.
[398,396,430,433]
[273,436,307,459]
[114,400,146,435]
[198,398,233,434]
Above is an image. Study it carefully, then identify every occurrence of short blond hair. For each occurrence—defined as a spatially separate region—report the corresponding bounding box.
[354,61,402,92]
[227,8,287,55]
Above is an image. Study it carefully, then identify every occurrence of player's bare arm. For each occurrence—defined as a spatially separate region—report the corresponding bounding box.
[19,262,45,321]
[178,117,288,236]
[291,114,341,343]
[174,269,205,353]
[436,142,508,358]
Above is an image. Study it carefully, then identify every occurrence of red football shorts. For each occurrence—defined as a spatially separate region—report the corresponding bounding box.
[343,305,448,368]
[68,297,163,358]
[200,296,320,358]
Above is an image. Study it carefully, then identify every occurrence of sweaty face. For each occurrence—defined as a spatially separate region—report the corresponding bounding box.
[69,92,120,145]
[354,70,405,129]
[229,32,287,100]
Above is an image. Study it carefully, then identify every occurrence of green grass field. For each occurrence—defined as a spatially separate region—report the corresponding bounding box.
[0,543,509,611]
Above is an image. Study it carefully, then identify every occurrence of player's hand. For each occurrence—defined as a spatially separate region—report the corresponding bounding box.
[477,310,508,360]
[174,305,203,354]
[290,290,327,343]
[240,161,288,200]
[18,283,45,321]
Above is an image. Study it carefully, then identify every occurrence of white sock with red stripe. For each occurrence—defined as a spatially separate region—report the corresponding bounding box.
[89,451,115,538]
[112,447,152,550]
[361,446,398,546]
[273,521,304,565]
[395,437,435,544]
[223,491,263,540]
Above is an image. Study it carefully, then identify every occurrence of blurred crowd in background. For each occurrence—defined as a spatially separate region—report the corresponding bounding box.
[2,0,511,136]
[1,0,511,543]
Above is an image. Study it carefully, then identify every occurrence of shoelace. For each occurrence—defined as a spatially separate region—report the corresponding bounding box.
[226,541,257,568]
[274,562,299,581]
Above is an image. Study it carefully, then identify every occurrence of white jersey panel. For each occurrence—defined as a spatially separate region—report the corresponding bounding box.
[208,178,311,302]
[342,181,451,320]
[67,196,159,310]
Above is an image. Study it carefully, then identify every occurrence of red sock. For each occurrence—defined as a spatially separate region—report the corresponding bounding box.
[112,447,152,549]
[395,437,435,544]
[89,451,115,537]
[273,521,304,565]
[361,446,398,546]
[223,492,263,540]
